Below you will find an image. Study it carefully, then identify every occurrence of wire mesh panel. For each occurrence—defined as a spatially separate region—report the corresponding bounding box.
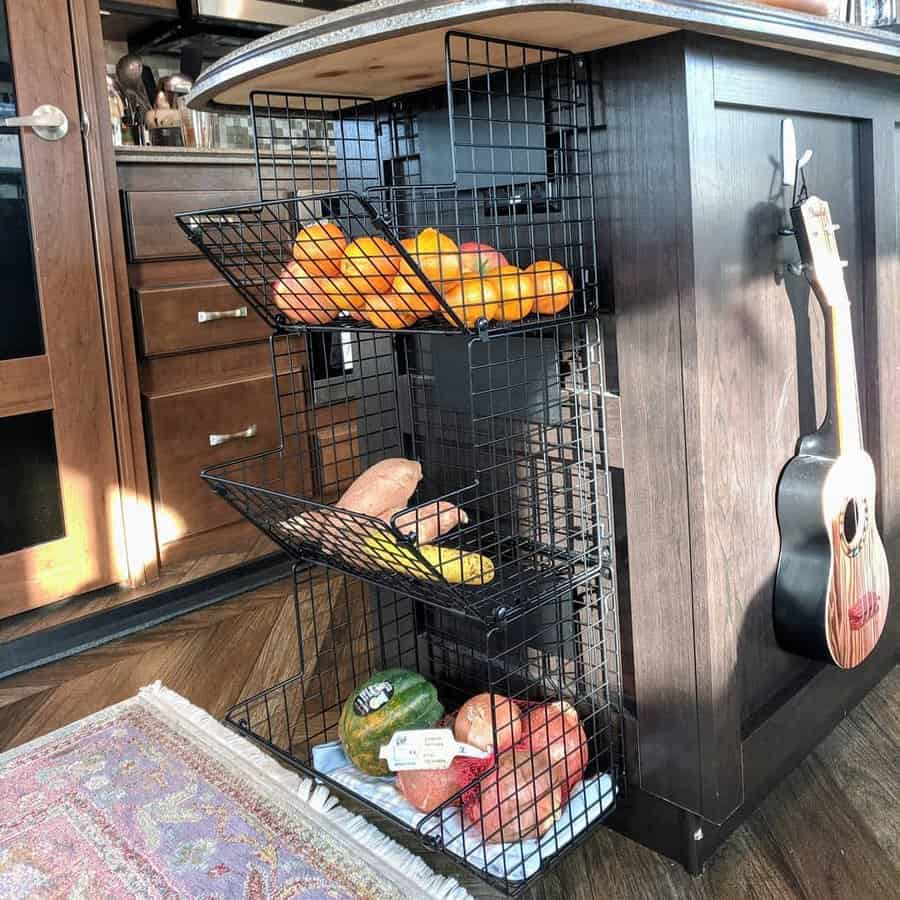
[225,565,623,896]
[203,320,613,624]
[177,31,598,337]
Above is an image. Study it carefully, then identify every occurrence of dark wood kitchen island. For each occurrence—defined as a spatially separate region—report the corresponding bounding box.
[184,0,900,881]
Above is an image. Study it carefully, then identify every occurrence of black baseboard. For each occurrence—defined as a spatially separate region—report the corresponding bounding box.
[0,554,293,680]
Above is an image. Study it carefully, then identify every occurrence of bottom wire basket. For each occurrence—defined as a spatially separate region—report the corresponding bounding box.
[225,565,623,896]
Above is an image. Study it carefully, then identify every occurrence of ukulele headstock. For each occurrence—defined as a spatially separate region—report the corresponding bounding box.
[791,196,848,306]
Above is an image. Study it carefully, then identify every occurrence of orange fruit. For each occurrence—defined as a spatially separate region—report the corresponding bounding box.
[321,275,367,313]
[361,294,418,329]
[404,228,462,286]
[292,221,347,277]
[272,261,334,325]
[341,237,400,294]
[392,273,441,317]
[442,275,500,328]
[526,260,574,315]
[489,265,537,322]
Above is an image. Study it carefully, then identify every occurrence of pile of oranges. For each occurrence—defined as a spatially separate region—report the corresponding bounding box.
[272,221,574,329]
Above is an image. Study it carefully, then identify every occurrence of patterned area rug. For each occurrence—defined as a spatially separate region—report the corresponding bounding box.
[0,683,471,900]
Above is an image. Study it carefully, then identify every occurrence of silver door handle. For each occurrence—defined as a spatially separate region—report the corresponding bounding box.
[197,306,248,323]
[2,104,69,141]
[209,425,257,447]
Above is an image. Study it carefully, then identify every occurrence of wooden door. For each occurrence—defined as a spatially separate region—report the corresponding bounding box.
[0,0,121,614]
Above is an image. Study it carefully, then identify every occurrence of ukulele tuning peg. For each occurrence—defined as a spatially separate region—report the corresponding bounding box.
[826,224,841,233]
[787,262,807,277]
[840,260,849,268]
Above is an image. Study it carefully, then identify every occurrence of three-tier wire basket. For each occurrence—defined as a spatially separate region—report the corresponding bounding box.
[178,31,623,896]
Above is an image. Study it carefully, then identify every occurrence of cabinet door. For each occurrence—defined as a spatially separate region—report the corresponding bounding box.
[0,0,120,614]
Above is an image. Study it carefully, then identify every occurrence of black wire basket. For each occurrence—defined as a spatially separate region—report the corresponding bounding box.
[190,30,623,895]
[176,31,599,337]
[203,321,613,624]
[225,565,624,897]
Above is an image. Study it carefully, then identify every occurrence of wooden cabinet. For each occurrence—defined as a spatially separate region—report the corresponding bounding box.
[119,158,281,569]
[117,152,337,572]
[596,33,900,868]
[136,282,272,356]
[144,376,281,541]
[123,188,258,261]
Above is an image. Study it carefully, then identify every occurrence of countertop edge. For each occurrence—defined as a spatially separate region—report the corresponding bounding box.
[187,0,900,110]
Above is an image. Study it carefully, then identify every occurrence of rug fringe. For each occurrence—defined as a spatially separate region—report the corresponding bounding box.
[138,682,472,900]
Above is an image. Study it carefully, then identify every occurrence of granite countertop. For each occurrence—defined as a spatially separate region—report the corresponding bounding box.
[187,0,900,110]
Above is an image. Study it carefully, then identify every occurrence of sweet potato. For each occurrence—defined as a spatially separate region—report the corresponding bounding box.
[337,458,422,519]
[393,501,468,543]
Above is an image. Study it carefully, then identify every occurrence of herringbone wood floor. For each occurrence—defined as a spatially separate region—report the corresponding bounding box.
[1,575,897,900]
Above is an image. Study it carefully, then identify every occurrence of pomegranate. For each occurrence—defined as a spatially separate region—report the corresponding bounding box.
[524,701,588,791]
[467,747,562,843]
[454,693,521,752]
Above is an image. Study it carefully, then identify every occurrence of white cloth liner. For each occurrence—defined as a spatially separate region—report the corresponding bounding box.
[312,741,615,883]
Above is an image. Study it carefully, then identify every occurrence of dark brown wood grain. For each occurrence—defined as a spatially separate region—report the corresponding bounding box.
[123,188,259,261]
[137,281,272,356]
[141,342,273,396]
[144,376,281,541]
[129,258,231,290]
[600,34,703,816]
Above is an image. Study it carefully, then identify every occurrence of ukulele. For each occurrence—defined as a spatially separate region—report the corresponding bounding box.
[773,195,890,669]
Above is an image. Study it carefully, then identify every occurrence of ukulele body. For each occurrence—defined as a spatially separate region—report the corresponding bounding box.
[774,446,889,668]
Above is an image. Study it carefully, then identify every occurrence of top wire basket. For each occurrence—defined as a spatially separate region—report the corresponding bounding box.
[176,32,600,338]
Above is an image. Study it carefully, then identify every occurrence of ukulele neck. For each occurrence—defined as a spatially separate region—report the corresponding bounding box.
[816,280,862,455]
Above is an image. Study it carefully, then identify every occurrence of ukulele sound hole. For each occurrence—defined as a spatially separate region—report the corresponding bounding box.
[843,499,859,543]
[841,497,866,555]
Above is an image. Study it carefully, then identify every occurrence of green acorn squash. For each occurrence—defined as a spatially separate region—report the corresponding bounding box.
[338,668,443,775]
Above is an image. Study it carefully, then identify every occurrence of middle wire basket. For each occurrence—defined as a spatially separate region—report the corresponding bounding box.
[203,320,614,624]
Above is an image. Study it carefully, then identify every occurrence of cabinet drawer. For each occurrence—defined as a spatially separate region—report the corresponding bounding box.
[137,282,272,356]
[146,376,281,543]
[124,189,257,261]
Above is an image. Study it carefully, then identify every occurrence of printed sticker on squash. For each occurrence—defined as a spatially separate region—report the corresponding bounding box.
[353,681,394,716]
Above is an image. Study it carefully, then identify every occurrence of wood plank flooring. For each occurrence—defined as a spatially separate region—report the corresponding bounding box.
[0,535,276,643]
[0,575,897,900]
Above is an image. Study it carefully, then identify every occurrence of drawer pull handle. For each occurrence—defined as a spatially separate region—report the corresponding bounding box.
[198,306,248,323]
[209,424,257,447]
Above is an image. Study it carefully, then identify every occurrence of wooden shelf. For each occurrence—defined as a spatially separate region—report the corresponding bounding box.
[187,0,900,110]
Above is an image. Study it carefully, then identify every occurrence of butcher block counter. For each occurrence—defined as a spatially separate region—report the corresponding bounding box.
[184,0,900,876]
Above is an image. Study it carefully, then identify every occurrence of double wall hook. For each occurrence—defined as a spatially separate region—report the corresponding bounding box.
[778,118,813,262]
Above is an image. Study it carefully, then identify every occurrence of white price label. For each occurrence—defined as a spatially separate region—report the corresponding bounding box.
[378,728,491,771]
